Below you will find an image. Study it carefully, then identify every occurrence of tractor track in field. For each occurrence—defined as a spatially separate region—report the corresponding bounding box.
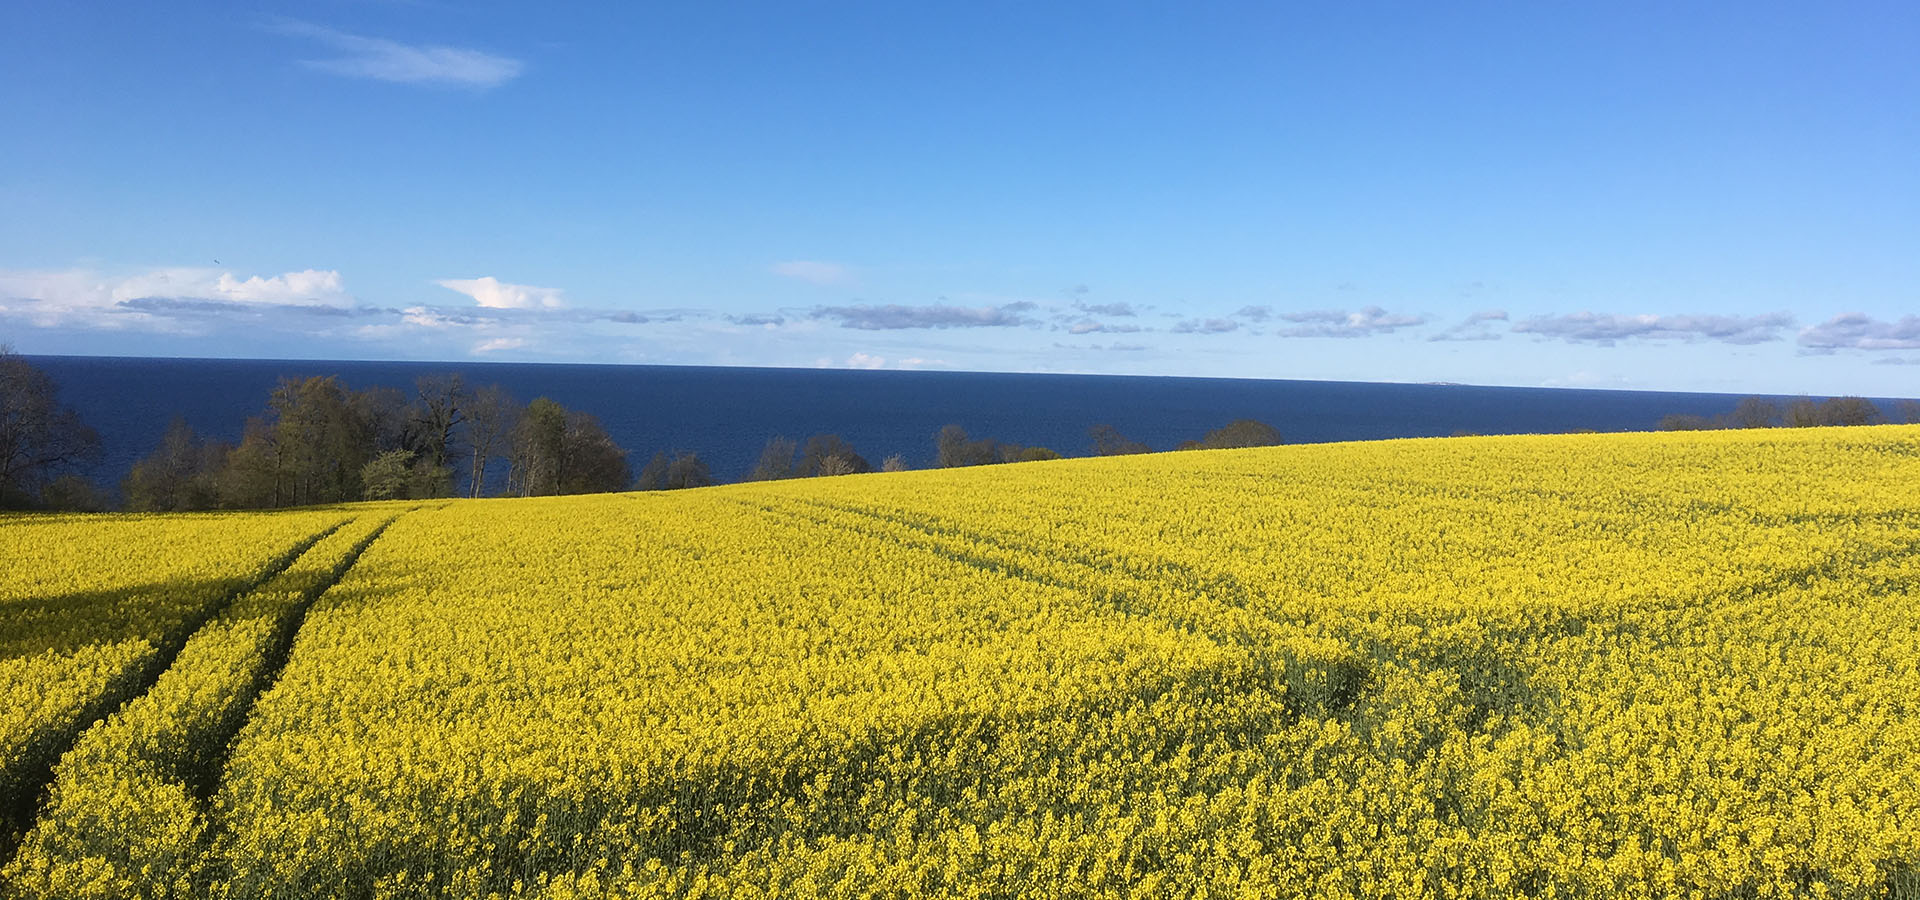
[0,519,349,867]
[190,512,402,801]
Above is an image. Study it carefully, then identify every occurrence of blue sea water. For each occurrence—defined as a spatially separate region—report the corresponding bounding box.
[24,355,1887,494]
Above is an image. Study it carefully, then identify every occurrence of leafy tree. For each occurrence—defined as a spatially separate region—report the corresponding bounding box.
[39,474,108,512]
[510,397,569,496]
[1001,445,1061,462]
[360,449,416,500]
[1659,414,1715,431]
[0,346,101,508]
[1088,424,1149,456]
[122,417,231,511]
[558,410,630,494]
[797,434,870,477]
[636,450,713,491]
[746,436,798,481]
[1199,419,1283,449]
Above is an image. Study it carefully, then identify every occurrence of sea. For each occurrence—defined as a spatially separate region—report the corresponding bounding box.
[24,355,1893,495]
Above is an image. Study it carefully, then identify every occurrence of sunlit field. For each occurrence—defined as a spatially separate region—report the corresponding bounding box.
[4,427,1919,899]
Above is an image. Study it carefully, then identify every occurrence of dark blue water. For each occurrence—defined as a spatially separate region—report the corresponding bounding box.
[26,355,1894,494]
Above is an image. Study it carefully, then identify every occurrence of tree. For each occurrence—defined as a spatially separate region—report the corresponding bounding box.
[122,417,231,511]
[465,384,518,497]
[1001,445,1061,462]
[1725,398,1780,429]
[510,398,630,496]
[1895,399,1920,425]
[797,434,870,477]
[1088,424,1149,456]
[510,397,568,496]
[558,410,630,494]
[936,425,1000,468]
[636,450,713,491]
[40,474,107,512]
[408,374,468,472]
[0,347,101,508]
[1819,396,1883,427]
[1199,419,1283,449]
[746,436,798,481]
[1658,414,1715,431]
[881,454,909,472]
[359,449,416,500]
[1783,398,1823,428]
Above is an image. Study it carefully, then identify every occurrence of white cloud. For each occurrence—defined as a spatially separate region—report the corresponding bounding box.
[213,269,347,305]
[772,260,854,286]
[0,266,354,330]
[436,276,565,310]
[275,21,523,89]
[844,352,887,369]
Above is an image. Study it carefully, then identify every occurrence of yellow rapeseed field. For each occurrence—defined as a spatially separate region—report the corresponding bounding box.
[3,427,1919,898]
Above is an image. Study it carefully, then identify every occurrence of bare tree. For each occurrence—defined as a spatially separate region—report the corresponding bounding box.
[0,347,102,507]
[1088,423,1149,456]
[1725,397,1781,429]
[410,373,468,472]
[465,384,518,497]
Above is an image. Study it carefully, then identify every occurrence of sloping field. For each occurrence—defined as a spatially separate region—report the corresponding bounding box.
[3,428,1919,898]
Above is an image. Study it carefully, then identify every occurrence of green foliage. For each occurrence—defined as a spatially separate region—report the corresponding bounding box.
[1198,418,1283,449]
[636,451,714,491]
[359,449,416,500]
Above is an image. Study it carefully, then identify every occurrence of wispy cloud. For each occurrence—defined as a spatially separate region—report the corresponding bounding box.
[771,260,854,286]
[1798,313,1920,352]
[1429,309,1509,342]
[1172,317,1240,334]
[436,276,565,310]
[1076,301,1137,317]
[274,21,523,88]
[1067,320,1143,335]
[1235,305,1273,322]
[1513,312,1792,346]
[1275,306,1426,338]
[813,301,1035,330]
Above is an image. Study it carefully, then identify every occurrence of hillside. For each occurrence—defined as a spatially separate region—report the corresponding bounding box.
[4,427,1919,898]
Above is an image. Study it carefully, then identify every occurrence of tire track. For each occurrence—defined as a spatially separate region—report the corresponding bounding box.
[192,512,402,800]
[0,518,348,867]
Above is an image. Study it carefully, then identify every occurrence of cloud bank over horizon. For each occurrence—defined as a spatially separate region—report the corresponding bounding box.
[2,263,1915,392]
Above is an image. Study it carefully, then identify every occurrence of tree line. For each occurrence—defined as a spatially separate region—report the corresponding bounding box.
[18,344,1910,512]
[1659,396,1918,432]
[119,374,641,511]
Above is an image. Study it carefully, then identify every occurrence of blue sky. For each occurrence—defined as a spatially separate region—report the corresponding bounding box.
[2,2,1915,394]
